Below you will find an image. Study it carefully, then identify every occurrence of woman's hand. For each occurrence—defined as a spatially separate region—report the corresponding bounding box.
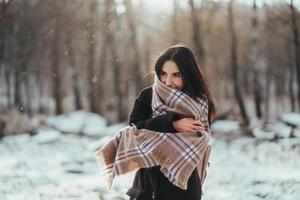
[173,118,206,133]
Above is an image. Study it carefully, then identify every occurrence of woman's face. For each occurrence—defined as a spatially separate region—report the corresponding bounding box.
[160,60,184,90]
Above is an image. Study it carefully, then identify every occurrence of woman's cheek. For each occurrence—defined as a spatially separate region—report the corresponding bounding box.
[174,82,181,90]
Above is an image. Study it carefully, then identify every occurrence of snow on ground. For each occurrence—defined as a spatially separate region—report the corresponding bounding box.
[281,113,300,127]
[204,137,300,200]
[46,111,108,136]
[1,122,300,200]
[210,120,240,135]
[0,129,134,200]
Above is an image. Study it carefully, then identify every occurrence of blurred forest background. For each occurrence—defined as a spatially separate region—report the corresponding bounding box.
[0,0,300,137]
[1,1,300,199]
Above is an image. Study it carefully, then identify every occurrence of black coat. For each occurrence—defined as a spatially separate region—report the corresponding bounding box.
[126,86,202,200]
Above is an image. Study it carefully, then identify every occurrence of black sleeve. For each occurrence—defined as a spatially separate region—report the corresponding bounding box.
[129,88,181,133]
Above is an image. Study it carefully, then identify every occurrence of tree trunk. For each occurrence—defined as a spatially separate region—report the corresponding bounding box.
[172,0,179,44]
[250,0,262,118]
[290,0,300,111]
[264,62,272,122]
[66,29,82,111]
[24,73,32,117]
[14,67,22,107]
[5,67,11,108]
[87,0,98,113]
[105,0,124,122]
[288,43,296,112]
[0,0,14,22]
[51,3,63,115]
[0,16,11,109]
[35,66,46,114]
[188,0,205,67]
[228,0,250,128]
[97,37,107,114]
[124,0,143,95]
[144,35,151,73]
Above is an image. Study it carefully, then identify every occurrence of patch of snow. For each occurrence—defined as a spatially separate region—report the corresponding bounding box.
[46,111,107,136]
[279,137,300,149]
[273,122,292,138]
[249,118,263,129]
[281,112,300,127]
[47,113,84,133]
[82,113,108,137]
[204,138,300,200]
[32,129,61,144]
[252,127,275,140]
[294,129,300,137]
[2,133,31,145]
[210,120,240,134]
[87,135,112,151]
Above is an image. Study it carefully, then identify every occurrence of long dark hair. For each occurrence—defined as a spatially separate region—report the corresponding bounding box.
[154,44,216,124]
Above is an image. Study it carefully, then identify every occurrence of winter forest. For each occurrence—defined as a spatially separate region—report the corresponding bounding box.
[0,0,300,199]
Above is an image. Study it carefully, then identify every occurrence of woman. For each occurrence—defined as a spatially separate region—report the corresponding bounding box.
[126,44,216,200]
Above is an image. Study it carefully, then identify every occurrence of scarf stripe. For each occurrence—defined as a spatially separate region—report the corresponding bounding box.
[167,133,208,182]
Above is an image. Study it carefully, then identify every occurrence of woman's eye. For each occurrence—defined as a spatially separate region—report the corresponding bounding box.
[175,73,181,78]
[160,72,166,76]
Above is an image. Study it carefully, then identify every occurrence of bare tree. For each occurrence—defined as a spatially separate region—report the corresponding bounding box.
[104,0,124,121]
[97,38,107,114]
[51,1,64,115]
[172,0,180,44]
[66,29,82,111]
[228,0,250,128]
[0,0,14,22]
[0,5,13,109]
[250,0,262,118]
[189,0,205,66]
[13,1,24,109]
[262,4,273,121]
[86,0,98,113]
[289,0,300,111]
[124,0,144,94]
[263,2,297,116]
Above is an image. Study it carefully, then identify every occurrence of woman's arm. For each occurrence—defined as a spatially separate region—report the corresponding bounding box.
[129,88,181,133]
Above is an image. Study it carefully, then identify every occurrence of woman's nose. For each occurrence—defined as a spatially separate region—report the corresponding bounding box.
[165,76,172,86]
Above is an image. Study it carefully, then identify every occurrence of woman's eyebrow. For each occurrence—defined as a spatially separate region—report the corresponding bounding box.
[161,70,180,74]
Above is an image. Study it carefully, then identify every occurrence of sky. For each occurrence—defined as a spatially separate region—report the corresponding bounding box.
[131,0,300,15]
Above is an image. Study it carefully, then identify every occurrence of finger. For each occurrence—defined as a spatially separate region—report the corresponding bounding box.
[188,126,200,132]
[186,124,199,130]
[186,121,200,127]
[192,120,203,126]
[185,127,197,133]
[191,124,206,131]
[198,127,206,131]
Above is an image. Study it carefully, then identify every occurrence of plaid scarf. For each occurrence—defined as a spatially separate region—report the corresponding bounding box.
[95,76,212,190]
